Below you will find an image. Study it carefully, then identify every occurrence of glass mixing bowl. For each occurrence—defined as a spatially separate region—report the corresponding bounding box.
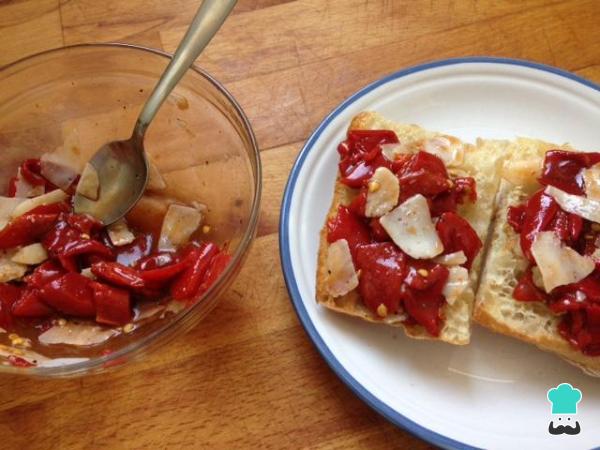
[0,43,261,377]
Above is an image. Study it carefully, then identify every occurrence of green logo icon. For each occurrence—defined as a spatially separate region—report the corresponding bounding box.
[547,383,582,415]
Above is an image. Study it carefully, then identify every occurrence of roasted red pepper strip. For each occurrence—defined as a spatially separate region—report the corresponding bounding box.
[354,242,407,315]
[90,282,132,326]
[58,255,79,272]
[198,252,232,295]
[0,283,23,329]
[404,262,449,291]
[66,213,103,236]
[8,355,34,368]
[397,151,450,201]
[401,261,449,337]
[326,206,371,257]
[338,130,399,188]
[368,218,390,242]
[539,150,600,195]
[0,213,59,249]
[27,202,71,215]
[43,213,113,263]
[12,289,53,318]
[402,284,447,338]
[510,189,583,262]
[453,177,477,203]
[24,261,64,288]
[91,261,145,290]
[115,234,153,267]
[348,190,367,217]
[507,204,527,233]
[435,212,482,270]
[513,269,548,303]
[171,243,219,300]
[20,159,46,186]
[137,253,175,270]
[39,273,95,317]
[7,176,18,197]
[140,259,189,285]
[43,214,81,253]
[61,240,114,259]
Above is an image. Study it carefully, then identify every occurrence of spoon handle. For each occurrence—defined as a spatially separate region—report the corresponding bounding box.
[133,0,237,139]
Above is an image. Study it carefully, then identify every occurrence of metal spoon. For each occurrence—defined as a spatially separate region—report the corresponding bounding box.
[74,0,237,224]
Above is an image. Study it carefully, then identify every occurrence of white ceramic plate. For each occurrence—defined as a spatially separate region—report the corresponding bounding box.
[279,58,600,450]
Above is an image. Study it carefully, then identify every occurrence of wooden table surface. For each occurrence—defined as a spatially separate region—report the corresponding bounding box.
[1,1,599,449]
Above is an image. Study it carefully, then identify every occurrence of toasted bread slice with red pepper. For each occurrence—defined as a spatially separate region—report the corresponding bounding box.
[316,112,507,344]
[475,139,600,376]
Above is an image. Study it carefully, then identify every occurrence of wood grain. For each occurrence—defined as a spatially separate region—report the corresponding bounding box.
[0,0,63,66]
[0,0,599,449]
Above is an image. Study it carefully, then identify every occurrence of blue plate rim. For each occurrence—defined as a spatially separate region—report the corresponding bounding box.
[278,56,600,450]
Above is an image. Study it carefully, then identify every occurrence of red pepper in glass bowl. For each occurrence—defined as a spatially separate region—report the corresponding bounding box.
[0,44,260,376]
[0,157,236,370]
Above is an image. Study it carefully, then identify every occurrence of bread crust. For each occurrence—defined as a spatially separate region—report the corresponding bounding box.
[316,112,506,344]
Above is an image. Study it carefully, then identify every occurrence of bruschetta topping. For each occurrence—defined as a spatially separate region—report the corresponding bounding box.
[509,149,600,355]
[327,129,481,336]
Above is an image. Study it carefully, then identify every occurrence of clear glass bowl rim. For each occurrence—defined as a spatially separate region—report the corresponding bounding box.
[0,42,262,377]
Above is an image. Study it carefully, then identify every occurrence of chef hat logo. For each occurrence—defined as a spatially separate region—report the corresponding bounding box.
[547,383,582,414]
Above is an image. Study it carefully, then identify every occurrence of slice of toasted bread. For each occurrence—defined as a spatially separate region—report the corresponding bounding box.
[474,138,600,375]
[316,112,507,344]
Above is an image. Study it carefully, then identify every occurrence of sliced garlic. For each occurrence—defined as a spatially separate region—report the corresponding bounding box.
[76,163,100,200]
[434,251,467,266]
[545,185,600,224]
[326,239,359,297]
[0,251,27,282]
[146,157,167,192]
[442,266,469,305]
[11,189,68,218]
[158,204,203,251]
[380,142,409,161]
[40,154,80,191]
[11,243,48,265]
[365,167,400,218]
[80,267,96,280]
[0,197,25,229]
[380,194,443,259]
[531,265,545,290]
[107,219,135,247]
[422,136,464,167]
[382,313,408,324]
[531,231,595,293]
[583,163,600,201]
[38,322,118,346]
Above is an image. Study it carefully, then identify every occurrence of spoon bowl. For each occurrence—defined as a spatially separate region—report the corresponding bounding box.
[73,136,148,224]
